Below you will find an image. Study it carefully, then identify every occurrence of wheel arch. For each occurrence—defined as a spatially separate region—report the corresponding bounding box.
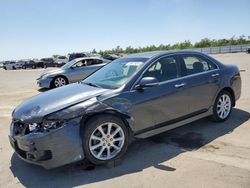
[80,110,134,138]
[219,87,236,107]
[50,74,69,88]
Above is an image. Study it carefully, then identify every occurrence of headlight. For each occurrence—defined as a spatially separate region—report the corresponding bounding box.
[42,120,63,129]
[28,120,64,132]
[28,123,38,132]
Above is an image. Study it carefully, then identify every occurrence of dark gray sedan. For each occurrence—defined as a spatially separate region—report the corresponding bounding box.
[37,57,110,88]
[9,50,241,169]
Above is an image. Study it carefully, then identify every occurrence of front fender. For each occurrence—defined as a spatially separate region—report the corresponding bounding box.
[83,97,135,132]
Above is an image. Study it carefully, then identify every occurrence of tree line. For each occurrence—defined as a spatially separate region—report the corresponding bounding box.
[93,35,250,55]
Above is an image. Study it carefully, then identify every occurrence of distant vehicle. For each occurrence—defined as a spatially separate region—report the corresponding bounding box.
[37,57,110,88]
[54,55,68,65]
[68,53,89,61]
[247,47,250,54]
[90,53,102,57]
[14,61,26,69]
[102,54,120,61]
[3,61,16,70]
[22,60,44,69]
[40,58,58,68]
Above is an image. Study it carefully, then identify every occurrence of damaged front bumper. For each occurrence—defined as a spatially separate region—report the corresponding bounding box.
[9,117,84,169]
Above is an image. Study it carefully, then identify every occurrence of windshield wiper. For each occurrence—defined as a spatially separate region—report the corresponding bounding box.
[82,82,101,88]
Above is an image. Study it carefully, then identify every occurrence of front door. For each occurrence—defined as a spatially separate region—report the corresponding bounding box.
[128,55,190,133]
[68,59,105,82]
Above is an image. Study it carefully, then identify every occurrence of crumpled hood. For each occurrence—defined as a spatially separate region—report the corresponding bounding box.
[12,83,108,123]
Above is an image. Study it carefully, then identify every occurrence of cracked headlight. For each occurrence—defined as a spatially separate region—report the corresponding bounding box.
[28,120,64,132]
[42,120,64,129]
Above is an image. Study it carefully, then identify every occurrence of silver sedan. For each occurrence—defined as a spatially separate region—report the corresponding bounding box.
[37,57,110,88]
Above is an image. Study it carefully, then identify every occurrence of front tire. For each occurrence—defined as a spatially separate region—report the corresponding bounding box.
[52,76,68,88]
[82,115,129,165]
[211,90,232,122]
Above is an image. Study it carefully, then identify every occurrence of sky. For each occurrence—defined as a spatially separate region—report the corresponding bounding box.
[0,0,250,60]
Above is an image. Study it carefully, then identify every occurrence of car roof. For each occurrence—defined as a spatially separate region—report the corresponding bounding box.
[122,50,204,59]
[74,56,108,61]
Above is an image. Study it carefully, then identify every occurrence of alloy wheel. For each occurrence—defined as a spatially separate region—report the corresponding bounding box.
[54,77,66,87]
[88,122,125,160]
[217,94,231,119]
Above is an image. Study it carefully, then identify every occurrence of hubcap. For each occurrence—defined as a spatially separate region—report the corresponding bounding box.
[89,122,125,160]
[54,77,66,87]
[217,94,231,119]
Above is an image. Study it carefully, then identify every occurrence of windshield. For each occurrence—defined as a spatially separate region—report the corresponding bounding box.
[82,57,148,89]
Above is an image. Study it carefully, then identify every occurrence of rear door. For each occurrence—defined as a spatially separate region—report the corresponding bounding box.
[179,53,220,113]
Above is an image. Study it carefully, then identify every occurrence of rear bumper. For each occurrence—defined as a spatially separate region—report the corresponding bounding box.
[9,118,84,169]
[37,78,53,88]
[231,76,241,102]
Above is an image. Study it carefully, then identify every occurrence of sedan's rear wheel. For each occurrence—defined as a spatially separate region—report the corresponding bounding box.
[52,76,68,88]
[82,115,129,165]
[211,91,232,122]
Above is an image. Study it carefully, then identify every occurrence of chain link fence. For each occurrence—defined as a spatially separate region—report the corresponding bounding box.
[190,44,250,54]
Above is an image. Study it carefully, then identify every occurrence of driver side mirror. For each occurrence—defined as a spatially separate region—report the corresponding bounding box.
[135,77,159,90]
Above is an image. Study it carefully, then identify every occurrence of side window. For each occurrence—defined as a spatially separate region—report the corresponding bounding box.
[92,59,103,65]
[182,55,217,75]
[144,56,179,82]
[72,60,85,68]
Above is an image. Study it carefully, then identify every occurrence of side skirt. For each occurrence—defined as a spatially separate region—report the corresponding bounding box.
[135,108,213,139]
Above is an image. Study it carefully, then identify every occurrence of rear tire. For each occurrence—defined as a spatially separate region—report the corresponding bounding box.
[211,90,232,122]
[82,115,129,165]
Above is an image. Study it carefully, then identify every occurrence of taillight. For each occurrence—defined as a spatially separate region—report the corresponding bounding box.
[234,72,241,78]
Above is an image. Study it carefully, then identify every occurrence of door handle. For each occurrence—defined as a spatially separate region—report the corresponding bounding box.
[211,73,220,77]
[174,83,186,88]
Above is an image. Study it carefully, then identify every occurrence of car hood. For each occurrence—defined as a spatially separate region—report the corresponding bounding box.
[39,68,64,78]
[12,83,109,123]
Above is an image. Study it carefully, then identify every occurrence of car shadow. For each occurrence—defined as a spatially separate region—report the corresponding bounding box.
[37,88,50,92]
[10,108,250,188]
